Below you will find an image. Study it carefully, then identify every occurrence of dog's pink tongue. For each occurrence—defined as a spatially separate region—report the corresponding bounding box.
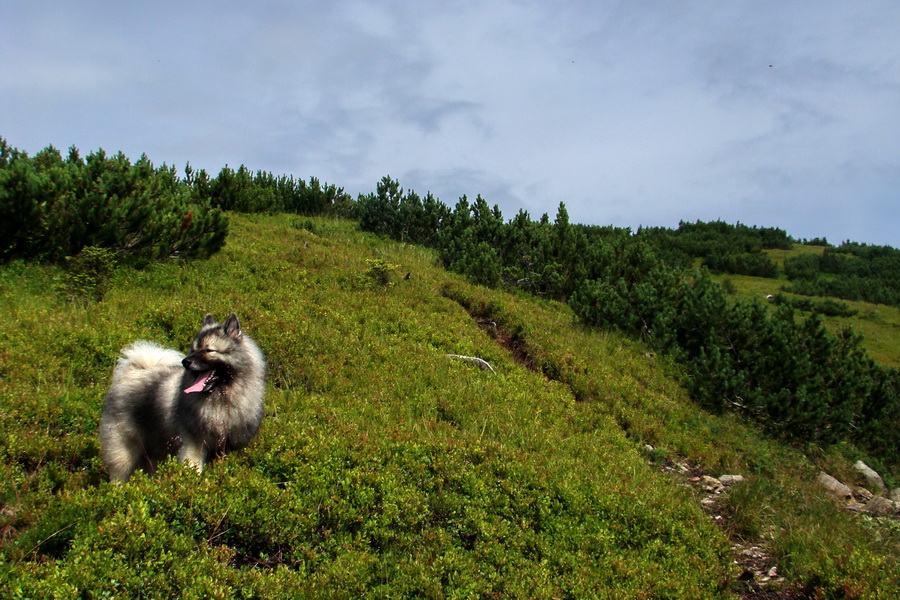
[184,371,212,394]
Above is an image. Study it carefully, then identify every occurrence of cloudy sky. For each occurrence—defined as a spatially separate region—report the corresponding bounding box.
[4,1,900,246]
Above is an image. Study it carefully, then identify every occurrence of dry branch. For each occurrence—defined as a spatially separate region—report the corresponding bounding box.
[446,354,495,373]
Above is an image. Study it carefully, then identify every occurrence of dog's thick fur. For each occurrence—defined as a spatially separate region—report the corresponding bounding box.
[100,313,266,482]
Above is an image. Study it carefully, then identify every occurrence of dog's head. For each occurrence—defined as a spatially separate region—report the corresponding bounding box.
[182,313,243,394]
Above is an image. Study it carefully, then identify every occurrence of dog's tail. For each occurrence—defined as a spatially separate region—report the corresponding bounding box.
[112,341,184,382]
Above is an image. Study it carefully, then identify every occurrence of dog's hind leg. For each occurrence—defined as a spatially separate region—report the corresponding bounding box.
[102,437,142,483]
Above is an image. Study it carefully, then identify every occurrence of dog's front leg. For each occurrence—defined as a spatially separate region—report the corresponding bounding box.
[177,438,206,473]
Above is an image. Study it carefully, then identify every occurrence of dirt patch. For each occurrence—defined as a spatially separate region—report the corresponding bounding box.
[473,316,537,372]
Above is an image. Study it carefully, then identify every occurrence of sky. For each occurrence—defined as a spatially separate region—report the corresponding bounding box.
[3,1,900,246]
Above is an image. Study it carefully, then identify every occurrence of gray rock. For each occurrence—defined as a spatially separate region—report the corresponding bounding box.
[853,460,886,492]
[700,475,724,493]
[817,471,853,499]
[863,496,898,516]
[890,488,900,503]
[855,487,874,502]
[719,474,745,486]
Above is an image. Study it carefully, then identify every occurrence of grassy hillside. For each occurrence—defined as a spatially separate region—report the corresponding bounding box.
[720,271,900,369]
[702,244,900,369]
[1,214,898,598]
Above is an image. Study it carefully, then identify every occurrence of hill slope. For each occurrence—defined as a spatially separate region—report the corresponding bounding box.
[0,214,897,598]
[705,244,900,369]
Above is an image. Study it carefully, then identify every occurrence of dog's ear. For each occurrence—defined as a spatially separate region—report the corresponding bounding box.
[203,314,216,327]
[224,312,242,339]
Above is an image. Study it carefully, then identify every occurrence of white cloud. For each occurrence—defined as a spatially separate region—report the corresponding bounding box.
[3,0,900,245]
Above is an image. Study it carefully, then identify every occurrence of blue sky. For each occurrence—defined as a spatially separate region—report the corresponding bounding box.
[4,1,900,246]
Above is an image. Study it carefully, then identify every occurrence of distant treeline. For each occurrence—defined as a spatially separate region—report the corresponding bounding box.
[639,219,791,278]
[784,244,900,307]
[768,293,858,318]
[648,219,900,308]
[355,176,900,465]
[0,139,351,265]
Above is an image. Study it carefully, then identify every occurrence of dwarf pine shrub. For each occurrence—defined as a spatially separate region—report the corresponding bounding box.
[0,139,228,266]
[60,246,117,301]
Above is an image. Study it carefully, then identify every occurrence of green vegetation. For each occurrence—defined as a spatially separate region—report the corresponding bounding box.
[783,243,900,307]
[719,255,900,370]
[640,219,791,278]
[2,142,899,597]
[0,138,351,267]
[0,139,228,266]
[0,214,897,598]
[354,177,900,467]
[768,293,858,318]
[60,246,118,302]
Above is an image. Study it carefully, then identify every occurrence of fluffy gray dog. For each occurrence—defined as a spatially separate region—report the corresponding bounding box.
[100,313,266,482]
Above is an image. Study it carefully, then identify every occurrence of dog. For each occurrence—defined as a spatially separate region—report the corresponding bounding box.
[100,312,266,482]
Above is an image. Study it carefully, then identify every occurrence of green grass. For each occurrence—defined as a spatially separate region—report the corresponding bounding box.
[0,214,897,598]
